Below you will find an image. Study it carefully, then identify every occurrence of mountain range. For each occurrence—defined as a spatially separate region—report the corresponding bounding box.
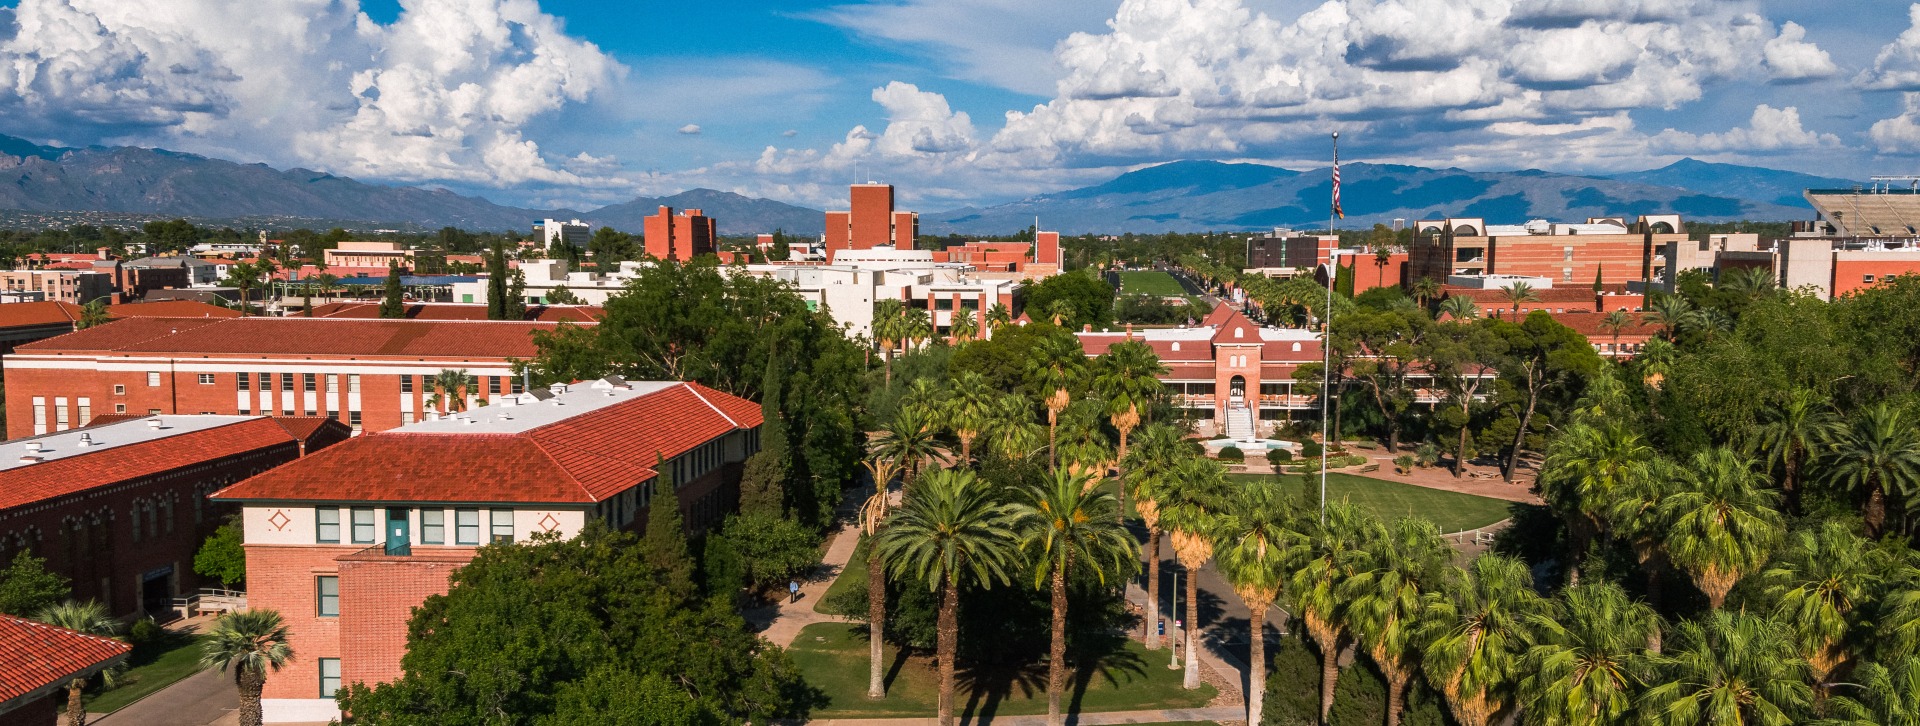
[0,134,1856,235]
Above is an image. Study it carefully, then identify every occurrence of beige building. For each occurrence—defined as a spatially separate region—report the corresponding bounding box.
[0,269,115,305]
[322,241,413,270]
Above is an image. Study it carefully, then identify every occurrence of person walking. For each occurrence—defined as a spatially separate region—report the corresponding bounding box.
[789,579,801,603]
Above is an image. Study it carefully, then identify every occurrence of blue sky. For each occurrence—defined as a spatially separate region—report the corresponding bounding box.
[1,0,1917,211]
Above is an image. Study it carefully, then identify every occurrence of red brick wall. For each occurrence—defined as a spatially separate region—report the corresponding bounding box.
[248,544,358,701]
[336,551,476,687]
[1832,261,1920,297]
[891,211,917,248]
[850,186,894,250]
[824,211,851,255]
[1488,238,1646,287]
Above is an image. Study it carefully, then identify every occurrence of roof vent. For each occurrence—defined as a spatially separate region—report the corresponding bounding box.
[24,442,41,453]
[148,419,162,429]
[77,434,91,448]
[460,417,475,425]
[17,455,40,464]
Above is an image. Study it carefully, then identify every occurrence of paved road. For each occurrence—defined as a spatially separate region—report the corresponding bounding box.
[1134,523,1287,703]
[88,666,237,726]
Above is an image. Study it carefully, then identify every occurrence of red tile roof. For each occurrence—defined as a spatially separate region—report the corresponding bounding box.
[213,382,763,504]
[1549,311,1660,337]
[108,300,242,319]
[0,301,80,330]
[0,418,327,511]
[15,317,560,358]
[0,614,130,705]
[307,302,603,323]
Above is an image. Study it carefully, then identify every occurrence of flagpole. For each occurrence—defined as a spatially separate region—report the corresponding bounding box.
[1322,131,1337,525]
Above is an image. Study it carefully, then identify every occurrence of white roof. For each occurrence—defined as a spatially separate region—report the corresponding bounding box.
[0,415,259,471]
[399,378,679,435]
[1259,328,1320,341]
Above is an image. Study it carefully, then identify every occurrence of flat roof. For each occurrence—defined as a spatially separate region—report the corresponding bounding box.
[0,415,256,472]
[402,380,681,435]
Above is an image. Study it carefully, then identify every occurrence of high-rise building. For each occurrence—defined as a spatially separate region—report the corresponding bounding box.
[823,183,917,258]
[536,219,591,252]
[641,206,717,262]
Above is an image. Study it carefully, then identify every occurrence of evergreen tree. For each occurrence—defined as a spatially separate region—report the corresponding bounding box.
[378,262,405,318]
[740,354,790,517]
[641,455,695,595]
[486,242,508,320]
[1593,264,1605,293]
[505,270,529,320]
[701,530,746,606]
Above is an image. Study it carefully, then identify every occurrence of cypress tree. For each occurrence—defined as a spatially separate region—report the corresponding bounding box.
[739,350,791,517]
[641,453,695,595]
[486,242,507,320]
[1593,264,1605,293]
[505,270,529,320]
[378,262,405,318]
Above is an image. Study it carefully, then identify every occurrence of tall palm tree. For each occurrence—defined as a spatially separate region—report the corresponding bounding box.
[200,609,295,726]
[1658,448,1785,609]
[1409,277,1442,310]
[876,469,1023,726]
[1636,337,1677,389]
[76,299,112,330]
[1821,403,1920,538]
[1539,423,1652,585]
[1640,610,1813,725]
[1214,479,1304,726]
[948,312,978,343]
[37,600,120,726]
[222,261,260,316]
[1017,469,1139,726]
[1123,423,1188,650]
[1345,516,1453,726]
[902,307,933,351]
[1760,520,1885,686]
[1720,266,1776,299]
[1159,455,1230,689]
[429,368,471,416]
[1519,582,1660,726]
[1749,388,1838,514]
[871,407,949,489]
[1289,501,1373,723]
[1025,335,1088,468]
[985,302,1012,332]
[942,372,996,464]
[1046,299,1076,326]
[873,299,905,386]
[1605,457,1682,609]
[898,378,948,421]
[984,393,1045,464]
[1094,341,1170,518]
[1599,310,1631,356]
[1438,295,1479,322]
[1420,555,1549,726]
[858,454,901,699]
[1501,282,1540,319]
[1641,294,1699,341]
[1822,656,1920,726]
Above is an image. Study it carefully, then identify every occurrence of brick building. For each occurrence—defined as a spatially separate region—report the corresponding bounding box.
[211,377,762,723]
[641,206,717,262]
[3,317,570,439]
[0,270,115,306]
[824,183,918,257]
[1076,306,1324,430]
[0,614,131,726]
[0,415,348,618]
[1408,216,1687,290]
[1246,233,1338,273]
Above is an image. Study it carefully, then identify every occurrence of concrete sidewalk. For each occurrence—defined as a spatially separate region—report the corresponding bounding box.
[86,666,237,726]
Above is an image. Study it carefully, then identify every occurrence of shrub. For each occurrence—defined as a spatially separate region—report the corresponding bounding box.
[1413,442,1440,468]
[1217,446,1245,462]
[128,617,163,647]
[1261,635,1321,726]
[1301,440,1324,458]
[1393,455,1415,474]
[1267,448,1294,466]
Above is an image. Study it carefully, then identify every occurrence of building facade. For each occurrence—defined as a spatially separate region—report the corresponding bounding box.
[1408,216,1687,291]
[824,183,918,257]
[1075,306,1323,429]
[641,206,717,262]
[212,378,762,723]
[537,219,591,252]
[1246,233,1338,274]
[3,318,567,438]
[0,270,115,306]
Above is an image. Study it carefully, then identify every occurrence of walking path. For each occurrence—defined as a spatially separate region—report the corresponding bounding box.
[748,515,863,647]
[84,615,239,726]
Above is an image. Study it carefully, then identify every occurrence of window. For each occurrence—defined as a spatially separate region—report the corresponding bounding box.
[421,510,445,544]
[510,377,523,394]
[148,409,161,416]
[326,374,339,393]
[303,373,316,392]
[238,374,250,392]
[350,508,375,543]
[318,658,341,698]
[146,371,160,387]
[326,410,337,421]
[54,401,67,430]
[114,404,126,414]
[113,384,125,395]
[316,576,339,616]
[348,374,360,393]
[197,373,215,385]
[488,377,501,395]
[401,375,414,393]
[349,411,362,426]
[455,510,480,544]
[490,510,514,544]
[1865,274,1877,283]
[258,372,271,390]
[280,373,294,391]
[1563,246,1574,262]
[316,508,340,543]
[282,409,293,416]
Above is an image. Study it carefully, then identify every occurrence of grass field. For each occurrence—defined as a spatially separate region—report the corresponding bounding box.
[787,622,1216,720]
[818,536,870,614]
[1231,472,1518,532]
[84,633,208,713]
[1117,271,1189,297]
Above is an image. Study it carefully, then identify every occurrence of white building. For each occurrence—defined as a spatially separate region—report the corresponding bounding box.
[537,219,591,252]
[450,259,649,306]
[734,249,1022,340]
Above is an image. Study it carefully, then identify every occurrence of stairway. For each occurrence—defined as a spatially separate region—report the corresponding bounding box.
[1225,405,1256,442]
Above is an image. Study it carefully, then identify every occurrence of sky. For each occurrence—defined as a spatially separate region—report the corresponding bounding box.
[0,0,1915,212]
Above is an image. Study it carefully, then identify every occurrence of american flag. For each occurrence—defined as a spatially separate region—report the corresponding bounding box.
[1331,143,1344,220]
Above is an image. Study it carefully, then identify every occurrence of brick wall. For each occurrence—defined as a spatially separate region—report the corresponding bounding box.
[246,543,360,701]
[0,694,55,726]
[335,550,476,687]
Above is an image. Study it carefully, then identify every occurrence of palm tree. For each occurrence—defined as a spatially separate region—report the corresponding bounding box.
[1158,456,1230,689]
[1539,423,1652,585]
[871,407,950,489]
[1599,310,1631,356]
[75,299,112,330]
[1437,294,1479,322]
[1640,610,1813,725]
[1641,293,1699,341]
[985,302,1012,332]
[942,371,996,464]
[1409,277,1441,309]
[1017,468,1139,726]
[1821,402,1920,539]
[983,393,1044,464]
[1289,501,1373,723]
[1123,423,1187,650]
[858,454,901,699]
[222,261,260,316]
[874,299,905,385]
[200,609,295,726]
[1094,340,1170,518]
[1636,337,1677,388]
[1658,448,1785,609]
[1760,520,1885,686]
[1822,656,1920,726]
[1025,335,1088,468]
[1045,299,1076,326]
[1720,266,1776,299]
[1500,281,1540,319]
[898,378,948,421]
[902,307,933,351]
[1420,555,1549,726]
[1750,388,1837,513]
[876,469,1023,726]
[1519,582,1660,726]
[1605,457,1682,609]
[37,600,120,726]
[1214,479,1304,726]
[428,368,471,416]
[1345,516,1453,726]
[948,312,978,343]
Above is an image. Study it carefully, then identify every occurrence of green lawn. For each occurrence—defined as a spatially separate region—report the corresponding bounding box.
[84,633,208,713]
[788,622,1216,719]
[818,536,871,614]
[1232,473,1519,532]
[1118,271,1189,297]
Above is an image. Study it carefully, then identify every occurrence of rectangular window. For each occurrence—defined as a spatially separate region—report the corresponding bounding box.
[54,402,68,430]
[348,374,360,393]
[316,508,340,543]
[349,411,362,425]
[147,371,160,387]
[421,510,445,544]
[490,510,514,544]
[455,510,480,545]
[319,658,341,698]
[1563,245,1574,261]
[488,377,501,395]
[1865,274,1877,283]
[326,410,337,421]
[238,374,250,392]
[113,384,125,395]
[258,372,271,390]
[198,373,215,385]
[401,375,413,393]
[77,398,89,426]
[326,374,339,393]
[510,377,523,394]
[280,373,294,391]
[316,576,339,617]
[114,404,126,414]
[303,373,317,392]
[350,508,375,543]
[282,409,293,417]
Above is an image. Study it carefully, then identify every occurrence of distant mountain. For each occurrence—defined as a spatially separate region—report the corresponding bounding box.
[588,189,824,235]
[923,159,1808,235]
[1601,158,1856,210]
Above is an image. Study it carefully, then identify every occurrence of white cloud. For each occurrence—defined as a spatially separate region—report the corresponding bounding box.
[1651,104,1840,153]
[781,129,799,137]
[0,0,622,189]
[1871,93,1920,152]
[678,124,702,135]
[807,0,1116,96]
[1858,4,1920,91]
[1763,21,1838,82]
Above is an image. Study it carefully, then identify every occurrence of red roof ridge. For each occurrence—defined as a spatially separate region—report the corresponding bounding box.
[681,382,742,428]
[519,436,602,501]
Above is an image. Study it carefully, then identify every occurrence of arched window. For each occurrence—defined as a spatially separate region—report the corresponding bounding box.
[1651,221,1675,234]
[1454,225,1479,236]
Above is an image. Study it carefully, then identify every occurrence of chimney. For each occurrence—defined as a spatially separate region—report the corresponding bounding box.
[1125,323,1135,340]
[1083,323,1092,333]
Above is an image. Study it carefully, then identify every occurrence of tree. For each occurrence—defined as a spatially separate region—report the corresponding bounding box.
[1500,281,1540,318]
[1288,501,1371,722]
[379,263,406,318]
[1539,423,1652,585]
[1094,340,1168,515]
[1123,423,1187,650]
[1159,456,1230,689]
[858,454,899,699]
[486,241,510,320]
[1410,277,1441,310]
[194,515,248,588]
[222,261,260,316]
[1214,478,1303,726]
[200,609,293,726]
[1748,388,1837,514]
[1336,308,1426,453]
[875,469,1023,726]
[873,299,905,386]
[428,368,471,416]
[37,600,119,726]
[76,299,111,330]
[1519,582,1659,726]
[1344,516,1452,726]
[1420,555,1548,726]
[1046,298,1076,327]
[947,312,977,343]
[1659,448,1785,609]
[1025,335,1088,468]
[640,460,695,596]
[1820,403,1920,539]
[901,307,932,352]
[722,512,821,592]
[1642,293,1699,342]
[0,549,69,616]
[546,284,583,306]
[1823,656,1920,726]
[1599,310,1631,354]
[871,407,949,488]
[505,270,529,320]
[941,371,996,464]
[1423,320,1507,477]
[985,302,1012,331]
[1641,610,1812,725]
[1438,295,1479,322]
[1016,468,1139,726]
[1492,312,1604,482]
[1760,520,1885,686]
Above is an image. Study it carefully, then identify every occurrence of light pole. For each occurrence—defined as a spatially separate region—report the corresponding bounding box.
[1169,568,1182,670]
[1321,130,1338,524]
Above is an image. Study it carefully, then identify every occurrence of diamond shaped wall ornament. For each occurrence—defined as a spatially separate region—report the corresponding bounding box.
[267,510,290,531]
[538,513,560,532]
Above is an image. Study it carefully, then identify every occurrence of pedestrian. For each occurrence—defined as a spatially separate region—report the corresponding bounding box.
[789,579,800,603]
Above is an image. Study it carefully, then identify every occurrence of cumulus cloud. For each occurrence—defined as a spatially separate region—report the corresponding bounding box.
[0,0,622,189]
[1871,93,1920,152]
[1763,21,1837,82]
[1859,4,1920,91]
[678,124,702,135]
[1651,104,1840,153]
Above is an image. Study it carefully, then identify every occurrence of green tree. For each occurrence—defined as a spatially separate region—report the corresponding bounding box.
[1748,388,1837,514]
[1025,334,1088,468]
[194,515,247,588]
[1641,610,1812,726]
[1760,520,1885,686]
[379,262,406,317]
[506,270,529,319]
[1599,310,1631,354]
[948,311,977,343]
[640,460,695,597]
[221,261,261,316]
[427,368,470,416]
[545,284,583,306]
[874,299,906,386]
[486,241,510,320]
[37,599,119,726]
[201,609,293,726]
[1289,501,1372,722]
[1419,555,1548,726]
[1123,423,1187,650]
[1642,293,1700,342]
[1659,448,1785,609]
[1438,295,1479,322]
[1519,582,1659,726]
[1492,312,1604,482]
[76,299,111,329]
[1499,281,1540,318]
[941,371,996,464]
[1344,516,1452,726]
[1539,423,1652,585]
[1820,403,1920,539]
[1016,468,1139,726]
[1822,656,1920,726]
[871,406,949,489]
[1422,319,1507,477]
[875,469,1023,726]
[1214,478,1303,725]
[1160,455,1230,689]
[0,549,69,616]
[858,454,900,699]
[722,511,821,592]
